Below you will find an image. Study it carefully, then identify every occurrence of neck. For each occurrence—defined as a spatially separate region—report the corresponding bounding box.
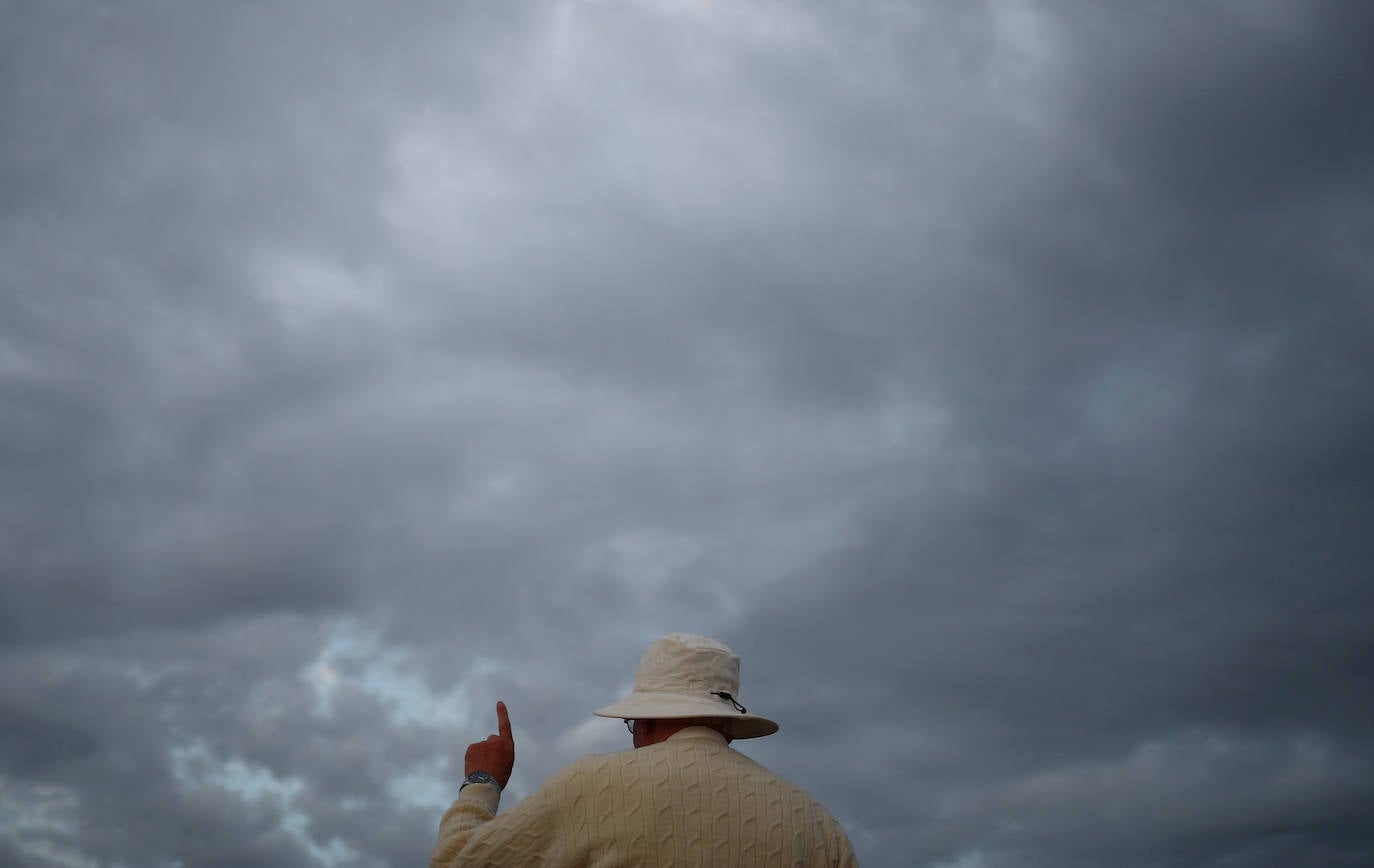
[634,719,733,748]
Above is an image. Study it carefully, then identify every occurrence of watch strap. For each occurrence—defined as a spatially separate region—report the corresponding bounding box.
[461,770,497,790]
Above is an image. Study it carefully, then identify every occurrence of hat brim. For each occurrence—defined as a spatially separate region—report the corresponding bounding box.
[594,691,779,739]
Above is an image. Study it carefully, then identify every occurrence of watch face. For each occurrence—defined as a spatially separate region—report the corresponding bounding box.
[466,771,495,785]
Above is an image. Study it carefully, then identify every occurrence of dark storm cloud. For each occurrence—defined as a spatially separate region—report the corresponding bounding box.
[739,4,1374,864]
[2,1,540,645]
[3,1,1372,866]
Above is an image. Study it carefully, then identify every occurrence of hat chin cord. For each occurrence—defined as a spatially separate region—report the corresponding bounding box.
[710,691,748,714]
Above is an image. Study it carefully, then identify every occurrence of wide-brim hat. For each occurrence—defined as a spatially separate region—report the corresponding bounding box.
[594,633,779,739]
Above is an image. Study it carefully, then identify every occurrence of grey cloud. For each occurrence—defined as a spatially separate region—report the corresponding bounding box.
[3,1,1373,866]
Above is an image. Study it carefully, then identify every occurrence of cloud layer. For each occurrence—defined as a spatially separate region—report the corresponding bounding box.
[3,2,1372,866]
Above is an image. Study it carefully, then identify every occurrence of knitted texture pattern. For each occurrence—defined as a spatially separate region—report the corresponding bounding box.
[430,728,858,867]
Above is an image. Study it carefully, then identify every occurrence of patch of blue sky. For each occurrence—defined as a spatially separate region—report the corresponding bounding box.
[385,755,456,813]
[0,776,97,867]
[301,617,505,729]
[169,741,354,867]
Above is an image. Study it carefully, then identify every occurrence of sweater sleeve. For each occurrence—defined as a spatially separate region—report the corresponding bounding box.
[428,773,570,867]
[831,814,860,867]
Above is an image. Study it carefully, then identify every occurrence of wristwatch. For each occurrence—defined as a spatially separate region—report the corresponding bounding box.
[461,770,497,790]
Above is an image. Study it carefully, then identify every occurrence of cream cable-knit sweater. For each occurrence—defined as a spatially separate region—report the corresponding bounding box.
[431,727,858,867]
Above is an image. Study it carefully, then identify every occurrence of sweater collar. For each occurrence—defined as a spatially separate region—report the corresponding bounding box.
[665,726,729,745]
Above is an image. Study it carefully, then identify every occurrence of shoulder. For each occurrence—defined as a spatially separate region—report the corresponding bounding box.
[537,748,643,792]
[729,751,845,813]
[513,749,651,827]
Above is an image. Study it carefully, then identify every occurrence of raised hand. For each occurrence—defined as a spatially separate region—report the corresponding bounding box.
[464,700,515,790]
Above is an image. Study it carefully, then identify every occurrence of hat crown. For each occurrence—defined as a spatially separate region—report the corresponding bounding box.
[593,632,779,738]
[633,633,741,697]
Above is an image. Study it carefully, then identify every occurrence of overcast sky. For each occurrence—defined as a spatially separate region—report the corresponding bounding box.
[3,1,1373,866]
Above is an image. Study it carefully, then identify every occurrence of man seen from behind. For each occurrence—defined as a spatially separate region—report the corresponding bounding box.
[430,632,859,866]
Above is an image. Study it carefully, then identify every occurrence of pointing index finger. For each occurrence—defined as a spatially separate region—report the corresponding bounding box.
[496,701,512,741]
